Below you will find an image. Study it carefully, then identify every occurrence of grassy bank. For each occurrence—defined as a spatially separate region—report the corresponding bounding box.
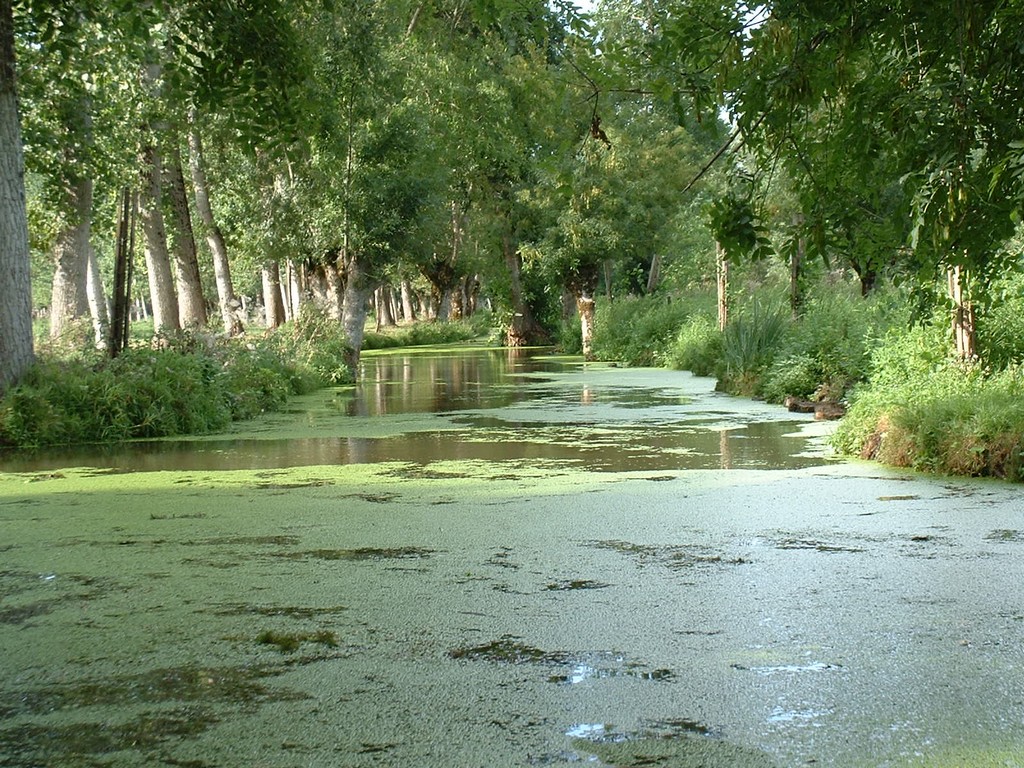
[591,277,1024,482]
[0,312,487,450]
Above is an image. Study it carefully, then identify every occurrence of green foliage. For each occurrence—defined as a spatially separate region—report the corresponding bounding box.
[0,316,356,448]
[0,349,233,448]
[831,320,963,457]
[717,298,790,396]
[834,323,1024,480]
[592,294,709,367]
[760,286,903,402]
[665,313,722,377]
[274,306,354,387]
[362,317,488,350]
[977,272,1024,369]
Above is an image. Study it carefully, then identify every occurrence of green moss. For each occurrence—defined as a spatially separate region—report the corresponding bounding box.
[256,629,340,653]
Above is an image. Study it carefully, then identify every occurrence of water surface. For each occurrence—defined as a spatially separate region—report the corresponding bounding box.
[1,346,1022,767]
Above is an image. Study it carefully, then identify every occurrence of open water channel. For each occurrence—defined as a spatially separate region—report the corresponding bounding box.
[1,345,1022,767]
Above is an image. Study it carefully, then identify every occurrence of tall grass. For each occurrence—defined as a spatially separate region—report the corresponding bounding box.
[717,298,790,396]
[832,321,1024,480]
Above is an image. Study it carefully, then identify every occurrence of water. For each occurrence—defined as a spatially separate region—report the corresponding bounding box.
[0,346,827,473]
[1,346,1022,767]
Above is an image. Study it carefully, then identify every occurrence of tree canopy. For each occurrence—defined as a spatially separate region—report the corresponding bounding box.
[2,0,1022,390]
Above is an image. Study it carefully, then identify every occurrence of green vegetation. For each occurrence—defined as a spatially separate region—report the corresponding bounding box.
[2,0,1023,480]
[594,273,1024,482]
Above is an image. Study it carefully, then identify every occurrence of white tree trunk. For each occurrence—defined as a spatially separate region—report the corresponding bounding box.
[948,264,977,360]
[342,255,370,372]
[577,291,596,361]
[49,176,92,340]
[716,242,728,332]
[188,121,242,335]
[400,279,416,323]
[166,144,207,328]
[139,141,180,333]
[261,261,285,329]
[86,243,108,350]
[324,261,343,321]
[0,0,33,392]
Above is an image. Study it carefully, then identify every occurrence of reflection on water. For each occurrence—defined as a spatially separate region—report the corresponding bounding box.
[0,346,829,473]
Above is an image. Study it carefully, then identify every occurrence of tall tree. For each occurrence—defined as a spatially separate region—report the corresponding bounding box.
[0,0,32,392]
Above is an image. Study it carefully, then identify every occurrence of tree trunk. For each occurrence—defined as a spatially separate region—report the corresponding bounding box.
[0,0,34,392]
[166,143,207,328]
[188,120,242,335]
[502,233,546,346]
[400,279,416,323]
[342,255,371,372]
[139,141,180,333]
[324,259,343,321]
[86,243,108,350]
[283,259,303,321]
[261,261,285,329]
[948,264,977,360]
[577,290,596,361]
[790,232,805,319]
[49,175,92,340]
[376,285,396,327]
[716,242,729,332]
[645,253,661,294]
[108,187,134,357]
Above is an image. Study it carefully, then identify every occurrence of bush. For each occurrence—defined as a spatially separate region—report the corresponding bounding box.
[832,320,1024,480]
[0,312,358,448]
[665,313,722,376]
[977,273,1024,369]
[760,287,902,403]
[0,349,234,448]
[363,316,486,350]
[592,292,714,366]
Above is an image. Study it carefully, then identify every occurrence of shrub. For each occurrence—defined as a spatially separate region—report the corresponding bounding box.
[832,320,1024,480]
[363,317,486,350]
[592,292,713,366]
[760,287,902,402]
[665,313,722,376]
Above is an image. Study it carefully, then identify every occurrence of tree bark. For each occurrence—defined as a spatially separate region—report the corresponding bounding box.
[790,226,806,319]
[645,253,661,294]
[261,260,285,329]
[376,285,396,327]
[49,176,92,340]
[502,233,546,346]
[86,242,108,350]
[400,280,416,323]
[577,291,596,361]
[0,0,34,392]
[188,120,242,335]
[166,143,207,328]
[948,264,977,360]
[716,242,729,332]
[108,187,134,357]
[139,141,180,333]
[342,254,371,372]
[324,259,343,321]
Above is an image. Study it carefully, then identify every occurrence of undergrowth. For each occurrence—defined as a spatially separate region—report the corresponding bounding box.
[0,312,353,449]
[832,321,1024,481]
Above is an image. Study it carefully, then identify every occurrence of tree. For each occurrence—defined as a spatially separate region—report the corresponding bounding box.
[635,0,1024,360]
[0,0,32,392]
